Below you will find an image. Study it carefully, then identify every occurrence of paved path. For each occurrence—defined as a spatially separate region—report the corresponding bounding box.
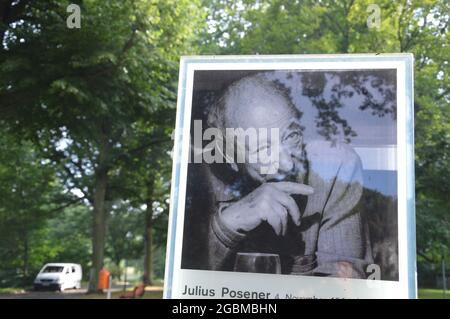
[0,285,164,299]
[0,289,89,299]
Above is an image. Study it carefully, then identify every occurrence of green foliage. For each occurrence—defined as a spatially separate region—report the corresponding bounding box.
[45,205,92,278]
[106,202,144,266]
[0,0,203,287]
[153,245,167,280]
[0,128,74,286]
[201,0,449,283]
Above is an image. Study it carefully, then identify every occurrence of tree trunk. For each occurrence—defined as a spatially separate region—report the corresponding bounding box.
[143,213,153,286]
[340,0,354,53]
[87,168,108,292]
[143,180,155,286]
[88,125,111,293]
[23,231,29,278]
[341,29,349,53]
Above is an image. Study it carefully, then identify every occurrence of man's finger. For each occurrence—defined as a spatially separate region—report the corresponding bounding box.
[268,203,288,236]
[266,212,282,236]
[271,190,301,226]
[270,181,314,195]
[280,207,288,236]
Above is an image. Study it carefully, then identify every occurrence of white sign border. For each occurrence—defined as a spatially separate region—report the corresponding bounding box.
[163,54,416,299]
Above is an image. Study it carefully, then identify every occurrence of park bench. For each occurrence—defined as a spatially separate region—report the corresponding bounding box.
[119,283,146,299]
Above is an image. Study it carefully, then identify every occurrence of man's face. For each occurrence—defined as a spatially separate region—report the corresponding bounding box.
[224,83,306,184]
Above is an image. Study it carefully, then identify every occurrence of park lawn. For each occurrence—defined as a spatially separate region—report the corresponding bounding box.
[78,285,164,299]
[79,290,163,299]
[418,288,449,299]
[0,287,26,294]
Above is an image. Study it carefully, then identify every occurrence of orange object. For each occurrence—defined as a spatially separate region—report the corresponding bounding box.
[98,269,110,290]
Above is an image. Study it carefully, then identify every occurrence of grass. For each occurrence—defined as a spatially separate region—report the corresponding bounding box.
[95,285,164,299]
[78,283,164,299]
[0,287,26,294]
[78,290,163,299]
[418,288,449,299]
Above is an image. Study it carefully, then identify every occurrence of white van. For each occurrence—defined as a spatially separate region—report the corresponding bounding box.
[34,263,82,291]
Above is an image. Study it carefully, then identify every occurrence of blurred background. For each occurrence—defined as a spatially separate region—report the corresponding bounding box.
[0,0,448,299]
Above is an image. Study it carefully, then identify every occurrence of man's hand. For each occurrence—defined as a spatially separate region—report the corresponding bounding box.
[220,182,314,236]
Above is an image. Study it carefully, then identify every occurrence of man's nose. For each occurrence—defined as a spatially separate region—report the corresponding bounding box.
[278,149,294,174]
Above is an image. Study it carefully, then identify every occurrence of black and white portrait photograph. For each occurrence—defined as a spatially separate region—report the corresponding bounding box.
[180,68,399,281]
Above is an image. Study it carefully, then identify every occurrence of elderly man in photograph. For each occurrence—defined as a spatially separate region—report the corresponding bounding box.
[190,73,373,279]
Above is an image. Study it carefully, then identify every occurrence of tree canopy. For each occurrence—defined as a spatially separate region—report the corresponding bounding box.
[0,0,448,290]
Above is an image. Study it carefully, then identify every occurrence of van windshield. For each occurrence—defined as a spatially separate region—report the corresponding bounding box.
[42,266,64,273]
